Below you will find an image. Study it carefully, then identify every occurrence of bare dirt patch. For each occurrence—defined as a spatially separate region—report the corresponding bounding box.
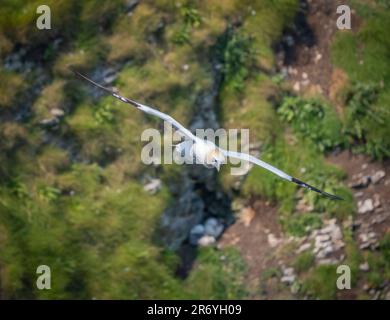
[219,201,282,296]
[277,0,361,98]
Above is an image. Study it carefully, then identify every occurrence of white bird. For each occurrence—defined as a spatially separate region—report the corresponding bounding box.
[74,71,342,200]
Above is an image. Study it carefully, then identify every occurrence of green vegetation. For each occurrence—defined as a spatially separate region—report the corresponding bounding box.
[331,0,390,159]
[184,247,247,299]
[0,69,24,108]
[218,28,256,90]
[172,5,202,45]
[283,214,322,237]
[364,233,390,288]
[302,265,338,299]
[293,251,315,274]
[343,83,390,159]
[277,96,344,152]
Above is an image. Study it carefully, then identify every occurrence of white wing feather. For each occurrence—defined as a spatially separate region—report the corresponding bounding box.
[221,149,342,200]
[222,150,292,181]
[74,71,198,142]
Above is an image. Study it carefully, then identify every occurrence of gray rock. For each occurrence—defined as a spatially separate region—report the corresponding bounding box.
[363,283,371,292]
[104,73,117,85]
[359,242,371,250]
[358,199,374,214]
[315,234,331,243]
[372,215,387,225]
[316,250,327,259]
[40,117,59,127]
[283,267,295,277]
[368,231,377,239]
[359,233,369,243]
[334,239,345,250]
[4,49,26,71]
[354,191,364,198]
[204,217,223,238]
[373,194,381,208]
[371,170,385,184]
[285,35,295,47]
[358,232,378,250]
[323,244,334,255]
[267,233,282,248]
[143,179,162,194]
[189,224,205,245]
[317,258,338,265]
[197,235,216,247]
[50,108,65,118]
[314,52,322,63]
[297,242,311,254]
[359,262,370,272]
[315,240,331,250]
[281,275,296,285]
[349,173,371,188]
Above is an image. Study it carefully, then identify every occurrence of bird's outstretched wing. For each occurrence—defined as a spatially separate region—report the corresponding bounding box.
[222,150,343,200]
[73,70,199,142]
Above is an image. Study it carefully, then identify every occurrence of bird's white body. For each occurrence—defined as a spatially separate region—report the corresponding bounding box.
[175,140,225,169]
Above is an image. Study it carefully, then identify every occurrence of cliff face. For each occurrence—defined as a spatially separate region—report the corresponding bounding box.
[1,0,389,300]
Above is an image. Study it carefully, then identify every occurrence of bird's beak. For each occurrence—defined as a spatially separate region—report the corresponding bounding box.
[215,163,221,171]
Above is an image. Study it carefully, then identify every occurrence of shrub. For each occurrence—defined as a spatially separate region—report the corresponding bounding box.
[184,247,247,299]
[277,96,344,152]
[343,83,390,159]
[217,28,256,90]
[293,251,315,273]
[172,5,202,45]
[282,213,322,237]
[302,265,338,299]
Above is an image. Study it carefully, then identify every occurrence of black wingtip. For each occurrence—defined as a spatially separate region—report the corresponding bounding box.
[321,192,344,201]
[72,69,142,109]
[291,177,344,201]
[71,69,117,95]
[69,68,83,79]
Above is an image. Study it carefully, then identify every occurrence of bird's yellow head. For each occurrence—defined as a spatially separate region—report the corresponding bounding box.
[206,148,225,171]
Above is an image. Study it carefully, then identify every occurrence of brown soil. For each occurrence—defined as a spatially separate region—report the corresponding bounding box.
[283,0,361,98]
[218,200,292,299]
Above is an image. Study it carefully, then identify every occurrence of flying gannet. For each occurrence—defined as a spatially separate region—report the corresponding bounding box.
[74,70,342,200]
